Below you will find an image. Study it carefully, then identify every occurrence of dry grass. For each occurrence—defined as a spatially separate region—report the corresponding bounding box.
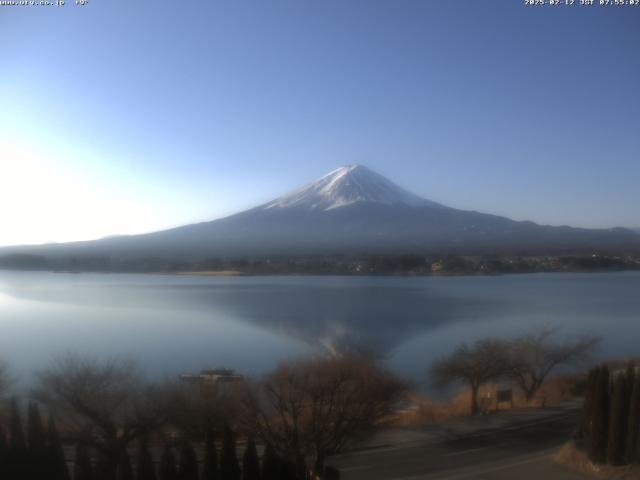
[538,372,588,404]
[394,384,518,426]
[394,373,588,427]
[393,392,470,426]
[554,442,640,479]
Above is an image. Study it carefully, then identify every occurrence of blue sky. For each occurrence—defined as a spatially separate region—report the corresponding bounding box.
[1,0,639,245]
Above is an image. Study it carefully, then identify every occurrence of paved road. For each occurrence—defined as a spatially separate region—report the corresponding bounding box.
[330,410,588,480]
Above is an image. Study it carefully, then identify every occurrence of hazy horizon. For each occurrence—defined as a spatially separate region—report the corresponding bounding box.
[2,1,639,246]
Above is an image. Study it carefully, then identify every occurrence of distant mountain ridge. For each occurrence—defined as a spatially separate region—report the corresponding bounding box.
[1,165,639,263]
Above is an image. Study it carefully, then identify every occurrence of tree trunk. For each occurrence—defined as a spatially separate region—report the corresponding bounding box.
[589,365,610,464]
[94,452,118,480]
[525,387,536,404]
[94,442,125,480]
[313,452,326,477]
[470,384,480,416]
[296,454,308,480]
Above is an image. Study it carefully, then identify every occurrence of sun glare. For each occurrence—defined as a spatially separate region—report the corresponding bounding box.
[0,143,164,246]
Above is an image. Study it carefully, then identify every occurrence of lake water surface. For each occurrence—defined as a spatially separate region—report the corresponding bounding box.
[1,270,639,386]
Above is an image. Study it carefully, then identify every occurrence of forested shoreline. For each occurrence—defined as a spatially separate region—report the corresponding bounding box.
[1,252,639,276]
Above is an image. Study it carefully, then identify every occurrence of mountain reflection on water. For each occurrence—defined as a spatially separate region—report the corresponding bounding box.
[1,271,639,385]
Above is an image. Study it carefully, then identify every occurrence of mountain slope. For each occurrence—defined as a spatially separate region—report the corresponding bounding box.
[260,165,441,211]
[1,165,639,261]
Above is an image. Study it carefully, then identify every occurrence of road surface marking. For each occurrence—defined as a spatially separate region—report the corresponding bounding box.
[391,451,554,480]
[432,452,552,480]
[464,414,572,436]
[443,447,487,457]
[341,465,372,472]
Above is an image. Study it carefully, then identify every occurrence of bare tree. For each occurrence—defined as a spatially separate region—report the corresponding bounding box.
[241,353,406,476]
[32,355,173,480]
[506,329,600,402]
[431,339,510,415]
[158,378,244,439]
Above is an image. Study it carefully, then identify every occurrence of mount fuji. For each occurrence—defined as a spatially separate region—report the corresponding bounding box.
[2,165,639,262]
[260,164,441,211]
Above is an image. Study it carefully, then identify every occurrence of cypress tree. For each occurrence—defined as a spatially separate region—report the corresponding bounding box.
[260,444,279,480]
[27,402,46,453]
[201,427,218,480]
[117,451,134,480]
[74,444,94,480]
[626,370,640,464]
[589,364,610,464]
[94,451,114,480]
[220,426,240,480]
[626,363,636,389]
[322,466,340,480]
[8,398,28,479]
[580,368,598,438]
[241,438,260,480]
[0,428,9,479]
[28,402,47,478]
[159,444,178,480]
[9,399,27,452]
[295,455,308,480]
[280,459,297,480]
[178,440,199,480]
[607,373,630,465]
[137,439,157,480]
[47,415,71,480]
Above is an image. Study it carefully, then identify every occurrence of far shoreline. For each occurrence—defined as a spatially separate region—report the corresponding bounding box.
[1,265,639,278]
[174,270,245,276]
[165,267,640,278]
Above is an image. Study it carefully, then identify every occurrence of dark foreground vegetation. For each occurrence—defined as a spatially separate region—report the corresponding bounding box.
[0,353,405,480]
[0,403,314,480]
[0,328,612,479]
[1,252,639,275]
[576,362,640,466]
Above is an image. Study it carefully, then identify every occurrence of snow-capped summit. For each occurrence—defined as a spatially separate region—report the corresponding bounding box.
[262,164,441,211]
